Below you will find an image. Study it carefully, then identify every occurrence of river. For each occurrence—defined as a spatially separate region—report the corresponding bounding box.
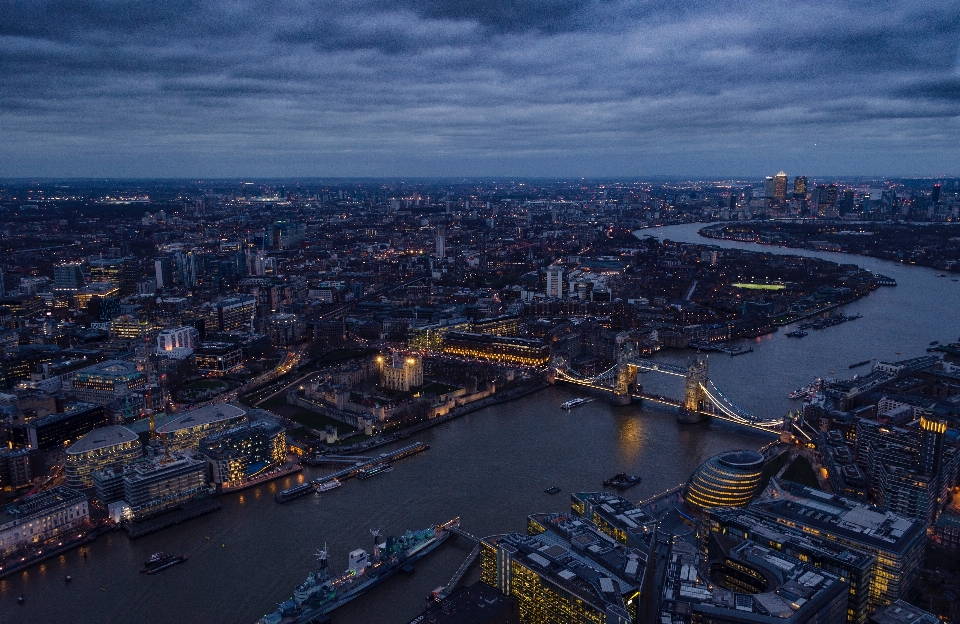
[3,222,956,624]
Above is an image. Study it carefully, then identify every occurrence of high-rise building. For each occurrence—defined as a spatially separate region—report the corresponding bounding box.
[119,258,141,296]
[154,257,172,289]
[750,480,926,610]
[793,175,808,197]
[839,189,856,214]
[706,506,876,624]
[54,262,85,293]
[545,265,564,298]
[932,183,941,205]
[919,415,947,476]
[765,176,776,198]
[435,225,446,259]
[89,257,123,286]
[814,185,839,217]
[774,171,788,202]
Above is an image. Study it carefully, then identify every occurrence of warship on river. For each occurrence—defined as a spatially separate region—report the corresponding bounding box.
[257,518,459,624]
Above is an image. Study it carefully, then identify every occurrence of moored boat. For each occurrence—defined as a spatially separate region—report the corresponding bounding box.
[140,552,188,574]
[315,479,341,493]
[256,518,459,624]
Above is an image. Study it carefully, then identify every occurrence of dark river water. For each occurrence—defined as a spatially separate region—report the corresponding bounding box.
[3,222,957,624]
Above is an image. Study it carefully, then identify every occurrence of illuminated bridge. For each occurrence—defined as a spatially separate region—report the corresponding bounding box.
[551,347,783,434]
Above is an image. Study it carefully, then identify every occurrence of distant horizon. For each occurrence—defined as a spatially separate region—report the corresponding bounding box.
[1,173,958,184]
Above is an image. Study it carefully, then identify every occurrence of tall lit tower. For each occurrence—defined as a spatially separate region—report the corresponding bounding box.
[545,265,564,298]
[919,415,947,476]
[774,172,788,202]
[793,176,807,198]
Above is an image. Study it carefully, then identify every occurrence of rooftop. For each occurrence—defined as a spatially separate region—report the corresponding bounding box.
[752,480,925,552]
[157,403,246,433]
[66,425,139,455]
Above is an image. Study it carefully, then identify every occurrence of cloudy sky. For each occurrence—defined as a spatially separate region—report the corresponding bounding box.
[2,0,959,178]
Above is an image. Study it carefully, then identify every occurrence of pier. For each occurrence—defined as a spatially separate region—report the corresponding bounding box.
[278,442,429,502]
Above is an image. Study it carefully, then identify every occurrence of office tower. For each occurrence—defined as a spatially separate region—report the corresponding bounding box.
[774,171,788,201]
[815,185,839,217]
[839,189,856,214]
[793,175,808,197]
[751,480,926,610]
[89,257,123,285]
[480,512,646,624]
[545,265,564,298]
[154,257,172,289]
[119,257,141,296]
[54,262,85,293]
[765,176,776,198]
[706,506,875,624]
[932,183,941,205]
[919,415,946,476]
[435,225,446,259]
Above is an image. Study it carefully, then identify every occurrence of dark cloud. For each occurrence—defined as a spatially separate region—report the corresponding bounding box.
[1,0,959,176]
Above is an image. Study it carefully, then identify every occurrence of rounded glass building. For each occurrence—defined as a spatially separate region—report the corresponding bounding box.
[684,450,765,511]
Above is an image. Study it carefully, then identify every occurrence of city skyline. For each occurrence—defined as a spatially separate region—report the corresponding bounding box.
[3,0,960,178]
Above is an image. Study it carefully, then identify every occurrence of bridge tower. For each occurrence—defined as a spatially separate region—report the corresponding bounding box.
[678,357,708,422]
[611,342,639,405]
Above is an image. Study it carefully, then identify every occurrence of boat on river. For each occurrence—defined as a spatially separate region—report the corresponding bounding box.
[256,519,458,624]
[141,552,188,574]
[560,397,594,410]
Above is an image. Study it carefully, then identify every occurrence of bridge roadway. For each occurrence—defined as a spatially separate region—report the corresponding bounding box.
[553,358,782,433]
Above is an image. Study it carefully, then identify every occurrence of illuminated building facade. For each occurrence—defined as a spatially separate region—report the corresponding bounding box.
[64,360,146,405]
[750,480,926,610]
[546,265,564,298]
[88,258,123,286]
[684,450,764,511]
[122,452,208,519]
[569,492,655,550]
[109,315,152,339]
[705,506,876,624]
[156,404,247,451]
[65,425,142,488]
[472,315,520,337]
[194,342,243,373]
[774,171,788,202]
[377,353,423,392]
[480,512,645,624]
[53,262,85,293]
[157,326,199,352]
[442,332,549,367]
[0,487,89,558]
[198,420,285,487]
[793,176,808,198]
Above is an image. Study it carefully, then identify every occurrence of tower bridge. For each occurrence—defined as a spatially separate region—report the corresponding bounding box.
[551,346,783,434]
